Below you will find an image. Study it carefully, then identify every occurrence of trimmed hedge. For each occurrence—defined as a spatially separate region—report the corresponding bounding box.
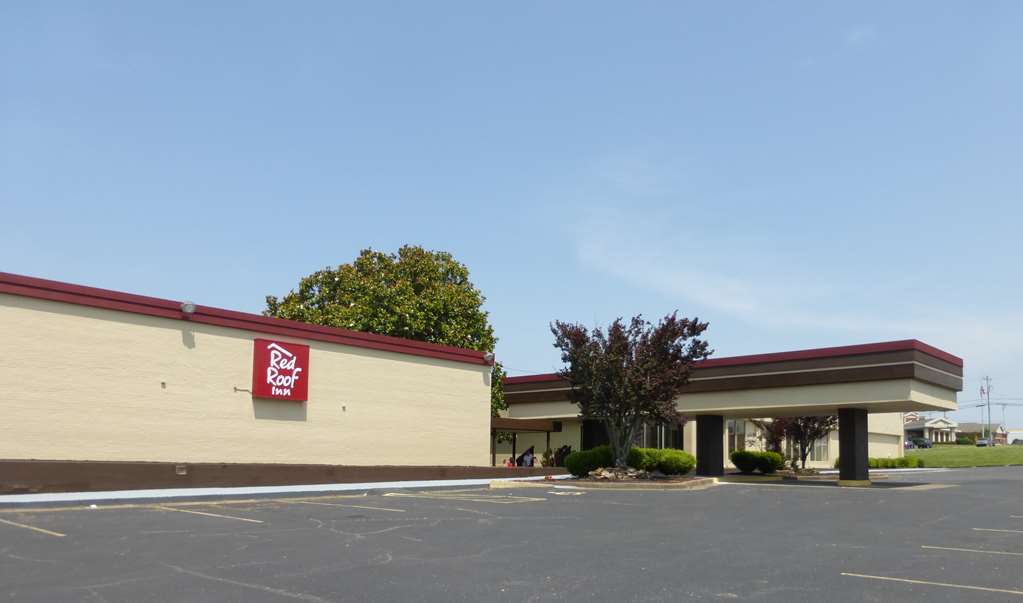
[730,450,784,474]
[564,445,613,477]
[832,456,926,469]
[757,451,785,474]
[627,447,696,475]
[656,449,697,475]
[565,446,696,477]
[626,447,656,471]
[730,450,760,474]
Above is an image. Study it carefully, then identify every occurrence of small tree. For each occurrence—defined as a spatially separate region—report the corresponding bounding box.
[551,313,711,468]
[783,416,838,470]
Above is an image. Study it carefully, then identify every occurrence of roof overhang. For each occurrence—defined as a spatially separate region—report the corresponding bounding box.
[490,417,556,432]
[504,339,961,418]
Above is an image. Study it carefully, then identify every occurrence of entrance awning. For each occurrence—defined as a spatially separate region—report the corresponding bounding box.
[502,339,962,419]
[489,417,558,467]
[490,417,555,432]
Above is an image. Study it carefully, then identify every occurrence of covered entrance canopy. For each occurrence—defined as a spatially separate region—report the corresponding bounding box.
[490,417,557,467]
[503,340,962,483]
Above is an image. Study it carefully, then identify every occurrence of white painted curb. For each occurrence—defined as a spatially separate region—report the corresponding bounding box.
[0,474,573,505]
[817,467,952,475]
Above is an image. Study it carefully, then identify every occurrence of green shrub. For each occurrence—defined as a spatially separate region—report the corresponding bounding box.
[757,451,785,474]
[730,450,760,474]
[626,447,657,471]
[564,445,613,477]
[624,447,696,475]
[656,449,696,475]
[901,456,925,468]
[956,436,973,445]
[730,450,784,474]
[835,456,925,470]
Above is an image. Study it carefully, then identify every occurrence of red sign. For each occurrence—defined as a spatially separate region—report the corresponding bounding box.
[252,339,310,401]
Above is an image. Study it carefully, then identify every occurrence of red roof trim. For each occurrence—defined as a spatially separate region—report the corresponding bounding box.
[503,339,963,384]
[0,272,490,366]
[504,373,564,385]
[695,339,962,369]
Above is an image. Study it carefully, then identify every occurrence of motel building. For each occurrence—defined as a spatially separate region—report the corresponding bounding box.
[499,340,963,481]
[0,272,961,493]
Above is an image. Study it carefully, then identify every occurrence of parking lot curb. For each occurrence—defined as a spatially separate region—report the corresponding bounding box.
[837,479,873,487]
[489,477,718,490]
[0,474,573,506]
[718,474,784,483]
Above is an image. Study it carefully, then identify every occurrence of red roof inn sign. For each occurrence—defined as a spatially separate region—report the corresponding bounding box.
[252,339,310,401]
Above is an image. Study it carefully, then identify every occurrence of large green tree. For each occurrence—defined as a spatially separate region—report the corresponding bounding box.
[266,245,506,415]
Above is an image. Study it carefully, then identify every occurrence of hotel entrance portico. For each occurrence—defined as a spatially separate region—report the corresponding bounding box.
[504,340,962,484]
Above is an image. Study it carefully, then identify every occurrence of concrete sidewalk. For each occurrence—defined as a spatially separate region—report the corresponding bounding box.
[0,474,573,505]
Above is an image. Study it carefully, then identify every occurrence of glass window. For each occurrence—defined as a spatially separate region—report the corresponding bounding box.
[728,420,746,454]
[813,435,829,461]
[637,421,684,450]
[787,434,830,462]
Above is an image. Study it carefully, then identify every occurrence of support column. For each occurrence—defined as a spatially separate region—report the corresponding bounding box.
[696,415,725,476]
[838,408,869,485]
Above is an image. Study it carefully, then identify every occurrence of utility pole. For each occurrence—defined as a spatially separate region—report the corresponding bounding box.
[982,376,994,446]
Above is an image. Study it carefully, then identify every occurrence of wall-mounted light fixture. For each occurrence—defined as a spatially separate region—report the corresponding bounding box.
[180,301,197,314]
[484,352,495,364]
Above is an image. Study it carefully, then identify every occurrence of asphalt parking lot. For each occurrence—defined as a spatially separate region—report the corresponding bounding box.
[3,468,1023,602]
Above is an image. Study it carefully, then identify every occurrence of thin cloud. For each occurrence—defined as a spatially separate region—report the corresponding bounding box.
[571,205,1021,388]
[845,25,877,46]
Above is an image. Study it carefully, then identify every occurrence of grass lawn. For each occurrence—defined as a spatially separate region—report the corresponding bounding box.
[906,445,1023,467]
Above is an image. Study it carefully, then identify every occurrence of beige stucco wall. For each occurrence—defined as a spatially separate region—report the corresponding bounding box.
[869,412,906,437]
[506,400,578,419]
[868,433,903,459]
[0,294,492,466]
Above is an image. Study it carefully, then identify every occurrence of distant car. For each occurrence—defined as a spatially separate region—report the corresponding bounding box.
[912,437,932,449]
[976,439,991,447]
[1013,439,1023,446]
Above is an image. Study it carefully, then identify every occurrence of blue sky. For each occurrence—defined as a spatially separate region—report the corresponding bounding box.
[4,3,1022,425]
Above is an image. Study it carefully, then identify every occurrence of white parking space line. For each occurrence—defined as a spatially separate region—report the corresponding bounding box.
[973,528,1023,534]
[383,492,546,504]
[922,545,1023,557]
[281,500,406,513]
[153,506,264,524]
[0,517,66,538]
[841,573,1023,596]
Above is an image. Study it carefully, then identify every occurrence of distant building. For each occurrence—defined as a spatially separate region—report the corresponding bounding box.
[904,416,958,443]
[958,422,1008,445]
